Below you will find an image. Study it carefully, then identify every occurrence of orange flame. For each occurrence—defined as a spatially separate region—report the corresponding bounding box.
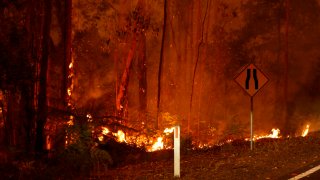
[164,127,174,134]
[150,137,164,151]
[113,130,126,143]
[302,124,310,137]
[245,128,281,142]
[102,127,110,135]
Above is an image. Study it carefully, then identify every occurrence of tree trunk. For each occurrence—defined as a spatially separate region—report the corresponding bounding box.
[35,0,52,154]
[189,0,209,135]
[138,34,147,118]
[4,91,17,147]
[116,36,137,117]
[21,86,35,153]
[63,0,72,107]
[157,0,167,129]
[283,0,290,135]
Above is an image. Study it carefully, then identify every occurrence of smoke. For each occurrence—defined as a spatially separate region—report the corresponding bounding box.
[70,0,320,143]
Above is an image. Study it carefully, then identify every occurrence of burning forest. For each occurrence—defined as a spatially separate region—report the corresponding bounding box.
[1,0,320,179]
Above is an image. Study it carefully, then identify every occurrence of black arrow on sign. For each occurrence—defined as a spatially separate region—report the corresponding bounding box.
[253,69,259,89]
[245,69,250,89]
[245,68,259,90]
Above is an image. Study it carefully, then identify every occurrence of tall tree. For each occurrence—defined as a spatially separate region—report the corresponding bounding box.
[284,0,289,133]
[138,34,147,119]
[63,0,72,107]
[35,0,52,153]
[189,0,209,134]
[157,0,167,129]
[116,0,150,118]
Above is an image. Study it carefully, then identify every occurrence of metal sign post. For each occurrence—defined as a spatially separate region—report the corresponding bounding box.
[174,125,180,177]
[234,63,269,150]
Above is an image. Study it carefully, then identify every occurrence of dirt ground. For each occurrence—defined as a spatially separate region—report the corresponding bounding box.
[103,134,320,179]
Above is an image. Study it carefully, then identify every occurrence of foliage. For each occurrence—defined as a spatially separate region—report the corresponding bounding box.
[181,134,193,154]
[48,120,112,178]
[160,112,180,128]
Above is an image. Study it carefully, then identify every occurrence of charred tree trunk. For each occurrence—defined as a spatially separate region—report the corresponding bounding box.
[283,0,290,135]
[157,0,167,129]
[138,34,147,118]
[62,0,72,107]
[35,0,52,154]
[20,86,35,153]
[4,91,18,147]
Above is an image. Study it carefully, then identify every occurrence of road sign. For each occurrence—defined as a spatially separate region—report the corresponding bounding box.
[234,63,269,150]
[234,63,269,97]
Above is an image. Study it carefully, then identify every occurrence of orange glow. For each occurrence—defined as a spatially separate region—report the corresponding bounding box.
[67,116,74,126]
[98,135,104,141]
[150,137,164,152]
[255,128,280,140]
[164,127,174,135]
[46,135,51,150]
[113,130,126,143]
[67,88,72,96]
[102,127,110,135]
[245,128,281,142]
[302,124,310,137]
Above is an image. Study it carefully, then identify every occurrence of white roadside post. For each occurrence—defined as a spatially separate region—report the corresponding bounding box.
[174,125,180,178]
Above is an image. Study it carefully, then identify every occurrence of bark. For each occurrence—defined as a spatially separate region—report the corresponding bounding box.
[35,0,52,153]
[187,0,194,133]
[63,0,72,107]
[197,0,212,140]
[283,0,290,135]
[21,86,35,152]
[4,91,16,147]
[189,0,209,134]
[138,34,147,115]
[157,0,167,129]
[116,36,137,116]
[116,0,146,118]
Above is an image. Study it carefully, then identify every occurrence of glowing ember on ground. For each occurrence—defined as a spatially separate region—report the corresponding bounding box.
[67,116,74,126]
[102,127,110,135]
[98,135,104,141]
[302,124,310,137]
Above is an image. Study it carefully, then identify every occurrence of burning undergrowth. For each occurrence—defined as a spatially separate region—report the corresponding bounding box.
[42,108,317,174]
[56,112,314,169]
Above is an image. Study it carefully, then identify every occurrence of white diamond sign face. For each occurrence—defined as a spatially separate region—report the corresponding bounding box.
[234,63,269,97]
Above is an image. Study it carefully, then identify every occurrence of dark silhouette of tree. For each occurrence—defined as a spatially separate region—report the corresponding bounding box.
[157,0,167,129]
[189,0,210,134]
[35,0,52,154]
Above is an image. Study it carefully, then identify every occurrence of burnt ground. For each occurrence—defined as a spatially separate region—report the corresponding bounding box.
[1,133,320,179]
[102,133,320,179]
